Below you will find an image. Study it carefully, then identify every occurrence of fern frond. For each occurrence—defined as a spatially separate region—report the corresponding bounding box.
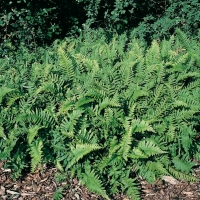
[131,148,148,159]
[57,46,74,81]
[172,157,196,174]
[138,140,167,157]
[74,97,94,109]
[58,99,74,115]
[67,144,102,169]
[29,139,43,172]
[4,91,22,109]
[35,82,55,95]
[0,86,15,104]
[99,96,120,112]
[81,167,110,200]
[146,40,161,66]
[65,109,84,133]
[175,29,191,52]
[118,131,132,161]
[28,125,44,145]
[16,108,56,127]
[121,175,140,200]
[0,125,6,140]
[168,166,199,182]
[152,84,164,104]
[132,119,155,133]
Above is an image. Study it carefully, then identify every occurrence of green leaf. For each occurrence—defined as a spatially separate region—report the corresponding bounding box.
[67,144,102,169]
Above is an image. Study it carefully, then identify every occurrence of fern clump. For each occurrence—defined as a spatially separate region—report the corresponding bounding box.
[0,29,199,199]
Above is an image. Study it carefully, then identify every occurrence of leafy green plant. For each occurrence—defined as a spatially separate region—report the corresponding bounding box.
[0,0,85,57]
[130,0,200,42]
[0,28,199,199]
[53,187,63,200]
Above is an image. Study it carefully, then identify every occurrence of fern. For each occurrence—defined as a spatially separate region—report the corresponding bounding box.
[0,125,6,139]
[80,166,110,200]
[172,157,196,174]
[134,140,166,158]
[118,118,135,161]
[0,28,199,198]
[29,139,43,172]
[0,86,15,104]
[16,108,56,127]
[57,44,75,82]
[53,188,63,200]
[67,144,102,169]
[28,125,44,145]
[168,166,199,182]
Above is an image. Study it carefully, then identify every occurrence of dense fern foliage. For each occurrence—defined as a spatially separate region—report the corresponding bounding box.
[0,29,199,199]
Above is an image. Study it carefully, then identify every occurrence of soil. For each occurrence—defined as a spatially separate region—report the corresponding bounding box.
[0,161,200,200]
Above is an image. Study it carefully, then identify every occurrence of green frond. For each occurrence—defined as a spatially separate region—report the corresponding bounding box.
[165,120,176,142]
[57,46,74,81]
[99,96,120,112]
[16,108,56,127]
[29,139,43,172]
[98,137,121,171]
[173,100,188,108]
[74,53,100,73]
[67,144,102,169]
[174,53,189,67]
[156,64,166,84]
[0,86,15,104]
[150,161,169,177]
[138,140,167,157]
[74,97,94,109]
[132,119,155,133]
[168,166,199,182]
[152,84,164,104]
[118,118,135,161]
[129,88,149,102]
[64,109,84,134]
[172,157,196,174]
[121,174,140,200]
[81,167,110,200]
[0,125,6,140]
[131,148,148,159]
[4,91,22,109]
[177,72,200,82]
[53,188,63,200]
[58,99,74,115]
[146,40,161,65]
[175,29,191,52]
[28,125,44,145]
[161,38,173,60]
[35,81,55,95]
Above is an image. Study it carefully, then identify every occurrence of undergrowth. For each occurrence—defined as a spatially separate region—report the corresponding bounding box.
[0,28,200,199]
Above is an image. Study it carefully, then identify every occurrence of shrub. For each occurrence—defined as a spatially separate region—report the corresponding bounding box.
[131,0,200,42]
[0,0,86,57]
[0,29,199,199]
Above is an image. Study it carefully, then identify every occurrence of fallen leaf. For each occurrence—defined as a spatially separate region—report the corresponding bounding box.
[21,192,36,196]
[182,191,193,195]
[6,190,20,195]
[32,180,38,192]
[162,176,179,185]
[0,186,5,196]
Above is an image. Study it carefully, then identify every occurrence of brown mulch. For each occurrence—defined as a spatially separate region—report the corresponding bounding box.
[0,161,200,200]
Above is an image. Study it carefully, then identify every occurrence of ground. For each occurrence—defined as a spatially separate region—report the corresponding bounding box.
[0,161,200,200]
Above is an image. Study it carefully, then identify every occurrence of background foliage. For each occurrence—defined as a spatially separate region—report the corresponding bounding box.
[1,0,199,57]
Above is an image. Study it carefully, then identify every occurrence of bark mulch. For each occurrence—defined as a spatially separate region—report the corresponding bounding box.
[0,161,200,200]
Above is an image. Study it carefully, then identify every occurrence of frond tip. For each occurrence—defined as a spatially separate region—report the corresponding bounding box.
[81,168,110,200]
[67,144,102,169]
